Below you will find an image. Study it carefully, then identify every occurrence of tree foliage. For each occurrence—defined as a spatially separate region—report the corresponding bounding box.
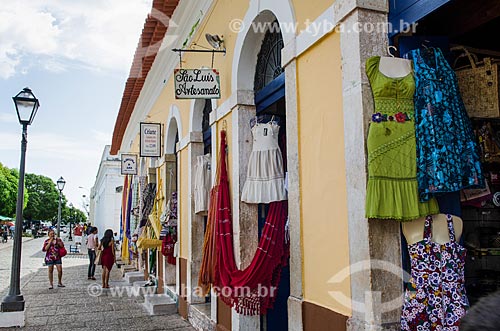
[62,205,87,225]
[24,173,61,222]
[0,162,26,217]
[0,163,83,225]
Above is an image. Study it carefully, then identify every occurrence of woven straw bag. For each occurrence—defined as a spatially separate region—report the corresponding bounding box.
[454,47,499,118]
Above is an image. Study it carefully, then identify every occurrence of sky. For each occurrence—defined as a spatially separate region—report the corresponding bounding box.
[0,0,152,212]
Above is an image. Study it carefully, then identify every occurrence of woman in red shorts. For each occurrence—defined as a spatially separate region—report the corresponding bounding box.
[98,229,116,288]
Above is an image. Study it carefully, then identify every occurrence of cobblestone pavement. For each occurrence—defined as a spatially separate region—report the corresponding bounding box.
[1,236,194,331]
[0,237,34,252]
[0,236,87,294]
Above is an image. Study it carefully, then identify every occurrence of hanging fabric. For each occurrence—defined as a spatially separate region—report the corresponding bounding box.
[410,47,484,201]
[241,120,287,204]
[198,182,219,295]
[121,175,132,263]
[198,130,289,315]
[194,154,211,215]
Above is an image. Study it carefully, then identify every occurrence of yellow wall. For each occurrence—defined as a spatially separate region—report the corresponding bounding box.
[292,0,333,31]
[142,0,249,139]
[126,0,351,317]
[297,32,351,315]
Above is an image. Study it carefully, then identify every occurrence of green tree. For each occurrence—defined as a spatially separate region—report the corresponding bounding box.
[0,163,24,217]
[24,173,61,222]
[62,205,87,225]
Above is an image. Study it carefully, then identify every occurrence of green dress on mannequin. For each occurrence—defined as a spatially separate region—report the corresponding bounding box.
[365,56,439,220]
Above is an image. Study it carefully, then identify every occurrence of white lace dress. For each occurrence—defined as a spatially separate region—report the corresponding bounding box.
[241,122,287,204]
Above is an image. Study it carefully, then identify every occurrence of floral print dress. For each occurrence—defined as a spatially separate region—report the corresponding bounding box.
[401,214,468,330]
[410,47,484,201]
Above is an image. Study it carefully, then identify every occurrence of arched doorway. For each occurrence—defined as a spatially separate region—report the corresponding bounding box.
[232,3,300,330]
[163,108,181,302]
[253,20,289,331]
[187,98,214,314]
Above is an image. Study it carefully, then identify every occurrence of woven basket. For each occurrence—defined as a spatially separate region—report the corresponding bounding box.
[454,48,499,118]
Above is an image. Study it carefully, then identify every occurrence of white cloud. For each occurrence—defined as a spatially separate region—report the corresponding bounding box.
[0,0,152,78]
[0,128,111,208]
[0,113,18,123]
[0,131,105,161]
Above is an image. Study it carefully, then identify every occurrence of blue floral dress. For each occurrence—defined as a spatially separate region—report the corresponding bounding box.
[401,214,468,330]
[410,48,484,201]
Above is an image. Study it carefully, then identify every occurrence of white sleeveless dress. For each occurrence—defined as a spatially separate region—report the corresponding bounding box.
[241,122,287,204]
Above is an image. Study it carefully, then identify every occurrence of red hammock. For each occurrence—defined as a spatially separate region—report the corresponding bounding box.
[198,130,289,315]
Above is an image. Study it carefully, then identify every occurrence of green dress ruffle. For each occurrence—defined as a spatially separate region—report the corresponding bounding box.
[365,56,439,221]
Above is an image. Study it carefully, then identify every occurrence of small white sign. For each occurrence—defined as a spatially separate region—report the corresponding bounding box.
[140,122,162,157]
[174,68,221,99]
[121,154,138,175]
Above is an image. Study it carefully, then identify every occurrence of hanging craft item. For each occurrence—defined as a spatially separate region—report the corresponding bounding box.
[241,116,287,204]
[161,191,178,265]
[410,47,484,201]
[453,47,499,118]
[120,175,133,263]
[136,223,162,250]
[198,129,289,315]
[194,154,211,215]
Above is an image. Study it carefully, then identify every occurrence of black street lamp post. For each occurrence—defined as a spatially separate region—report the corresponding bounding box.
[68,221,73,241]
[56,176,65,238]
[68,203,73,241]
[1,88,39,313]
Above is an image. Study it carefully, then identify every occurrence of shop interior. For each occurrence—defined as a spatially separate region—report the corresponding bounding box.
[391,0,500,306]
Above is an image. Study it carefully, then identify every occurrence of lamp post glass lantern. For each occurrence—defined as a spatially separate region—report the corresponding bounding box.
[56,176,65,238]
[1,87,39,313]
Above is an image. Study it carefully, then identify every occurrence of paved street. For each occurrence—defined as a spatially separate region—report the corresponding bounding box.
[1,236,195,331]
[0,236,90,293]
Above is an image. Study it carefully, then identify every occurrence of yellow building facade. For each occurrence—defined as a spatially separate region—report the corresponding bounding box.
[111,0,397,330]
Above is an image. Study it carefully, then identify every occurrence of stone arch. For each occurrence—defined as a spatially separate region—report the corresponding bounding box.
[165,104,182,154]
[232,0,295,92]
[229,2,302,330]
[190,99,217,133]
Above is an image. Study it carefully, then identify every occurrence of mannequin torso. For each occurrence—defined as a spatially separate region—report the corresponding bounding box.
[379,56,413,78]
[402,214,463,245]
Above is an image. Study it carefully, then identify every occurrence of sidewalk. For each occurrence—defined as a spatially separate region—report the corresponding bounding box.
[0,237,34,251]
[1,257,194,330]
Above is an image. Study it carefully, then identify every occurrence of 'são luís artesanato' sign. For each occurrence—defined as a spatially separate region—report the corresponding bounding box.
[174,68,220,99]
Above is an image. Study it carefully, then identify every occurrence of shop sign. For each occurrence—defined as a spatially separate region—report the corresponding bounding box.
[140,122,162,157]
[174,68,221,99]
[121,154,138,175]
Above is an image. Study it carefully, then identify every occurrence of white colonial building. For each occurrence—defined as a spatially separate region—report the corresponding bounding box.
[91,145,123,235]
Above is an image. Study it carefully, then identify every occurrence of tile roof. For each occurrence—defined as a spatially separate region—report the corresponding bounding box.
[110,0,180,155]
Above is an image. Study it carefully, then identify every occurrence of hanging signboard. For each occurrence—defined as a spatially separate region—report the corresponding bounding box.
[121,154,138,175]
[174,68,221,99]
[140,122,162,157]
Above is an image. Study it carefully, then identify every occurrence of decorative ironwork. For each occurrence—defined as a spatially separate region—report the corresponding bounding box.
[254,21,284,92]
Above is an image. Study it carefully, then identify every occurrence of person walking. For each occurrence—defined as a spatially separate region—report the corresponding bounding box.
[98,229,115,288]
[86,227,98,280]
[42,229,65,289]
[74,223,83,246]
